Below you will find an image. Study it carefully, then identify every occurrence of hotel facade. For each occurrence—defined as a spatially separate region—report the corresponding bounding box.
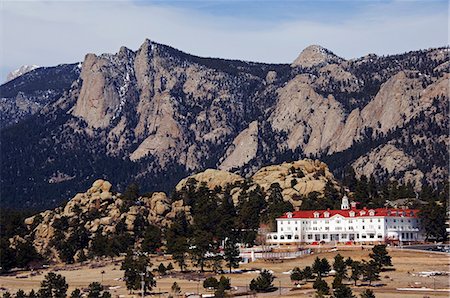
[266,196,425,245]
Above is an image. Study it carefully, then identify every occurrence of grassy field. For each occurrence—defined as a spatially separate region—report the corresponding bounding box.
[0,248,448,297]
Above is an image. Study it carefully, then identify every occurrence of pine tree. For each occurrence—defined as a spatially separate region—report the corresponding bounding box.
[333,254,347,278]
[362,260,380,286]
[313,278,329,295]
[38,272,68,298]
[350,261,363,286]
[249,270,275,293]
[369,245,392,270]
[223,236,241,273]
[360,289,376,298]
[70,289,82,298]
[141,225,162,253]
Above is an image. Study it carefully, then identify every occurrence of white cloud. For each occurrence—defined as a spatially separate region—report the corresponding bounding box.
[0,0,447,81]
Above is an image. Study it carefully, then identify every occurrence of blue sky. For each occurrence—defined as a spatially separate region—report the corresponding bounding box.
[0,0,448,82]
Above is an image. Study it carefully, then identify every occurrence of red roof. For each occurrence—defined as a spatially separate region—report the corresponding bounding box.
[279,208,419,219]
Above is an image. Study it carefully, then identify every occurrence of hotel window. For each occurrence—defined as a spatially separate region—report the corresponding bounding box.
[313,227,318,231]
[295,235,299,239]
[349,220,353,223]
[323,234,328,239]
[341,234,347,239]
[369,234,375,239]
[362,234,367,238]
[325,220,329,224]
[274,235,278,239]
[369,219,373,223]
[308,234,313,240]
[378,219,381,222]
[377,234,382,239]
[378,226,381,229]
[393,219,397,222]
[280,235,285,240]
[287,235,292,240]
[295,227,298,231]
[362,219,365,223]
[362,226,365,229]
[336,220,341,224]
[356,234,360,239]
[325,227,329,230]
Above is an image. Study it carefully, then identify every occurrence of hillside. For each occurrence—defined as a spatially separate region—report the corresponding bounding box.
[10,159,339,263]
[1,40,448,209]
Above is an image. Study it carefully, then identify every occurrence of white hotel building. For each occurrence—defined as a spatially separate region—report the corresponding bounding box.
[266,196,425,245]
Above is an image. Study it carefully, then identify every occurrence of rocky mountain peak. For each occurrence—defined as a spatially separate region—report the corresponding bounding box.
[291,44,343,68]
[5,65,39,82]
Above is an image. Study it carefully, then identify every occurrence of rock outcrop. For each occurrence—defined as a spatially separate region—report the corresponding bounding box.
[1,42,448,209]
[22,179,191,260]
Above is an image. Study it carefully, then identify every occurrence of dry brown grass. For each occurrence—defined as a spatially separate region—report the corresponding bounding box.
[0,248,448,297]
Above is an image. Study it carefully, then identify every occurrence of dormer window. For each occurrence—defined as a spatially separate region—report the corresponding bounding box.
[409,211,414,216]
[369,209,375,216]
[349,211,355,217]
[402,211,406,216]
[360,210,366,216]
[313,212,320,218]
[287,212,293,218]
[324,211,330,218]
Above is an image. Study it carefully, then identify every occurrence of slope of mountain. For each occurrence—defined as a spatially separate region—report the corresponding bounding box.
[16,159,337,261]
[6,65,39,82]
[0,63,81,127]
[1,40,448,209]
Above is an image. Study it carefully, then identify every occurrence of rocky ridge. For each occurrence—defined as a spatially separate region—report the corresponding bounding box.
[1,41,448,209]
[17,159,337,261]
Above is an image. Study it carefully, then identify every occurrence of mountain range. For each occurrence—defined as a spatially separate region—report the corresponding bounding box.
[1,39,448,209]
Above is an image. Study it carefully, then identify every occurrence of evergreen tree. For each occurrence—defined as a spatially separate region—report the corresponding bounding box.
[362,260,380,286]
[158,263,166,275]
[263,183,294,225]
[203,277,219,289]
[350,261,363,286]
[313,257,331,277]
[313,278,330,295]
[87,282,103,298]
[0,237,15,272]
[141,224,162,253]
[38,272,68,298]
[28,289,37,298]
[290,267,304,283]
[360,289,376,298]
[420,201,447,241]
[303,266,314,281]
[333,254,347,278]
[14,290,26,298]
[333,283,355,298]
[369,245,392,270]
[249,270,275,293]
[123,183,140,202]
[223,236,241,273]
[70,289,82,298]
[166,212,190,271]
[121,251,155,293]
